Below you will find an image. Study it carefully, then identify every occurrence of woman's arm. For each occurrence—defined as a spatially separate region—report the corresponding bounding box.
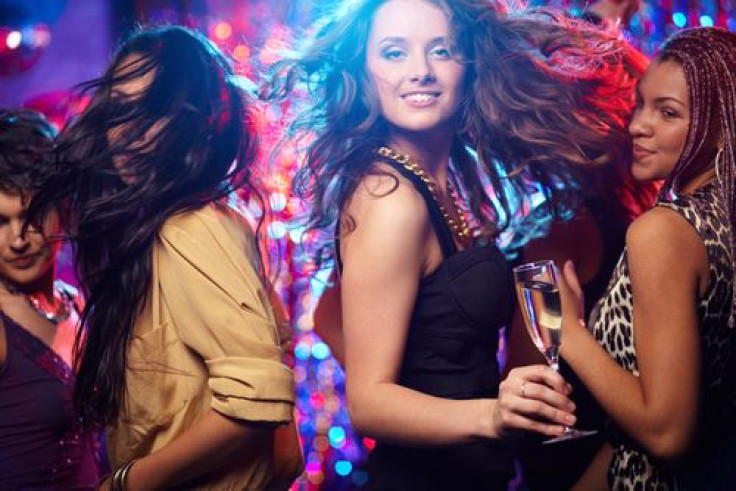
[341,173,576,446]
[120,411,273,490]
[559,207,707,460]
[107,208,299,489]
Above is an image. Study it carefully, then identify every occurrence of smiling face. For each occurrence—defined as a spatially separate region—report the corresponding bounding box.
[365,0,466,139]
[0,190,59,289]
[629,59,691,182]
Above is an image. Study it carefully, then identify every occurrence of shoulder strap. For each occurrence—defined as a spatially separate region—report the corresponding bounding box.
[379,156,458,257]
[656,196,706,241]
[334,222,343,274]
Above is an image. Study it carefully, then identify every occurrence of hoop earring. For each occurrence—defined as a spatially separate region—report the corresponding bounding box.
[715,146,724,182]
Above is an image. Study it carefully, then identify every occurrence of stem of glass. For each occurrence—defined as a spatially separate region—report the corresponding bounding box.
[544,346,560,372]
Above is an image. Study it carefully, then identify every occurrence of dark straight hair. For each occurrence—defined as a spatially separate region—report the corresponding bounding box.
[29,25,258,427]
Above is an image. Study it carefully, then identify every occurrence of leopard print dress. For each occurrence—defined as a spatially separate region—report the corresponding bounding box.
[589,182,736,490]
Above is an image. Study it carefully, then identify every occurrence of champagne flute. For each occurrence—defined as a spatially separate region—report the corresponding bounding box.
[513,260,597,443]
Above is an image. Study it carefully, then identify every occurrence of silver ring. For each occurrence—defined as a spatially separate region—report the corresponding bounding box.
[521,381,527,398]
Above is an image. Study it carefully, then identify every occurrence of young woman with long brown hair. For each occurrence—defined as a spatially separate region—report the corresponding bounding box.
[267,0,646,487]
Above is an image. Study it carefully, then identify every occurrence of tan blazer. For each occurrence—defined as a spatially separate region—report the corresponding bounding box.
[107,202,299,490]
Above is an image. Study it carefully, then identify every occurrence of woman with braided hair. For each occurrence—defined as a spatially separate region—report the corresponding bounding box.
[559,27,736,489]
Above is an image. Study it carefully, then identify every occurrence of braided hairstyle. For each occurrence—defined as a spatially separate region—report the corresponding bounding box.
[656,27,736,326]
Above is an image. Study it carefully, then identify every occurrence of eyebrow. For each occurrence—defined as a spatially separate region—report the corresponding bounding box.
[635,89,686,107]
[377,36,449,46]
[653,96,686,107]
[0,211,23,219]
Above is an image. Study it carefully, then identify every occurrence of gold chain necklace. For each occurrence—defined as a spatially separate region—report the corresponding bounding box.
[377,146,472,246]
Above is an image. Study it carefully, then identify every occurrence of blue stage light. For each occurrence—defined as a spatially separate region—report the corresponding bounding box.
[335,460,352,476]
[672,12,687,28]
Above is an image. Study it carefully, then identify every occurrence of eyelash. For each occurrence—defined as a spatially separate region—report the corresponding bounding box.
[429,46,452,59]
[661,108,679,119]
[381,47,405,60]
[380,46,453,61]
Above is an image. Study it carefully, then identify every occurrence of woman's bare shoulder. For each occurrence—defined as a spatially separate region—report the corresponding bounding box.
[344,161,430,232]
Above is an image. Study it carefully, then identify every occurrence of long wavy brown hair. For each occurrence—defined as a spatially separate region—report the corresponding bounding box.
[264,0,656,264]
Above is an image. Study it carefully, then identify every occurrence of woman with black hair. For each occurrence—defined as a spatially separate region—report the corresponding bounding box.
[31,26,301,490]
[0,109,99,489]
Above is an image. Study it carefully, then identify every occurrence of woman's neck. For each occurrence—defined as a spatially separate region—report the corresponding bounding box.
[387,128,454,184]
[678,168,717,195]
[677,150,721,195]
[3,268,56,302]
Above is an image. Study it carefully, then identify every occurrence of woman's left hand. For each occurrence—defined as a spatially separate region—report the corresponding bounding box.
[495,365,576,438]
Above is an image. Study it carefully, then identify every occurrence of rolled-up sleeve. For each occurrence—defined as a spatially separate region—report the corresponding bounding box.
[156,209,294,424]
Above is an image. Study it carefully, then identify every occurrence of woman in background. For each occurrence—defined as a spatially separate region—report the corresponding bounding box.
[0,109,98,488]
[502,33,658,491]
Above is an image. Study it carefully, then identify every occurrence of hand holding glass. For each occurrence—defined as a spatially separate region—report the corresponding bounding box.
[513,260,596,443]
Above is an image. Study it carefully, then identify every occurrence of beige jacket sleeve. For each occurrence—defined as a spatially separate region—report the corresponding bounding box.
[157,205,294,424]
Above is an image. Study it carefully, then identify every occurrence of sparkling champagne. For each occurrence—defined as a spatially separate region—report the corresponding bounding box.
[513,260,597,442]
[516,279,562,368]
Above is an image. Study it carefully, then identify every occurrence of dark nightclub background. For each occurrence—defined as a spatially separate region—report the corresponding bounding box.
[0,0,733,489]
